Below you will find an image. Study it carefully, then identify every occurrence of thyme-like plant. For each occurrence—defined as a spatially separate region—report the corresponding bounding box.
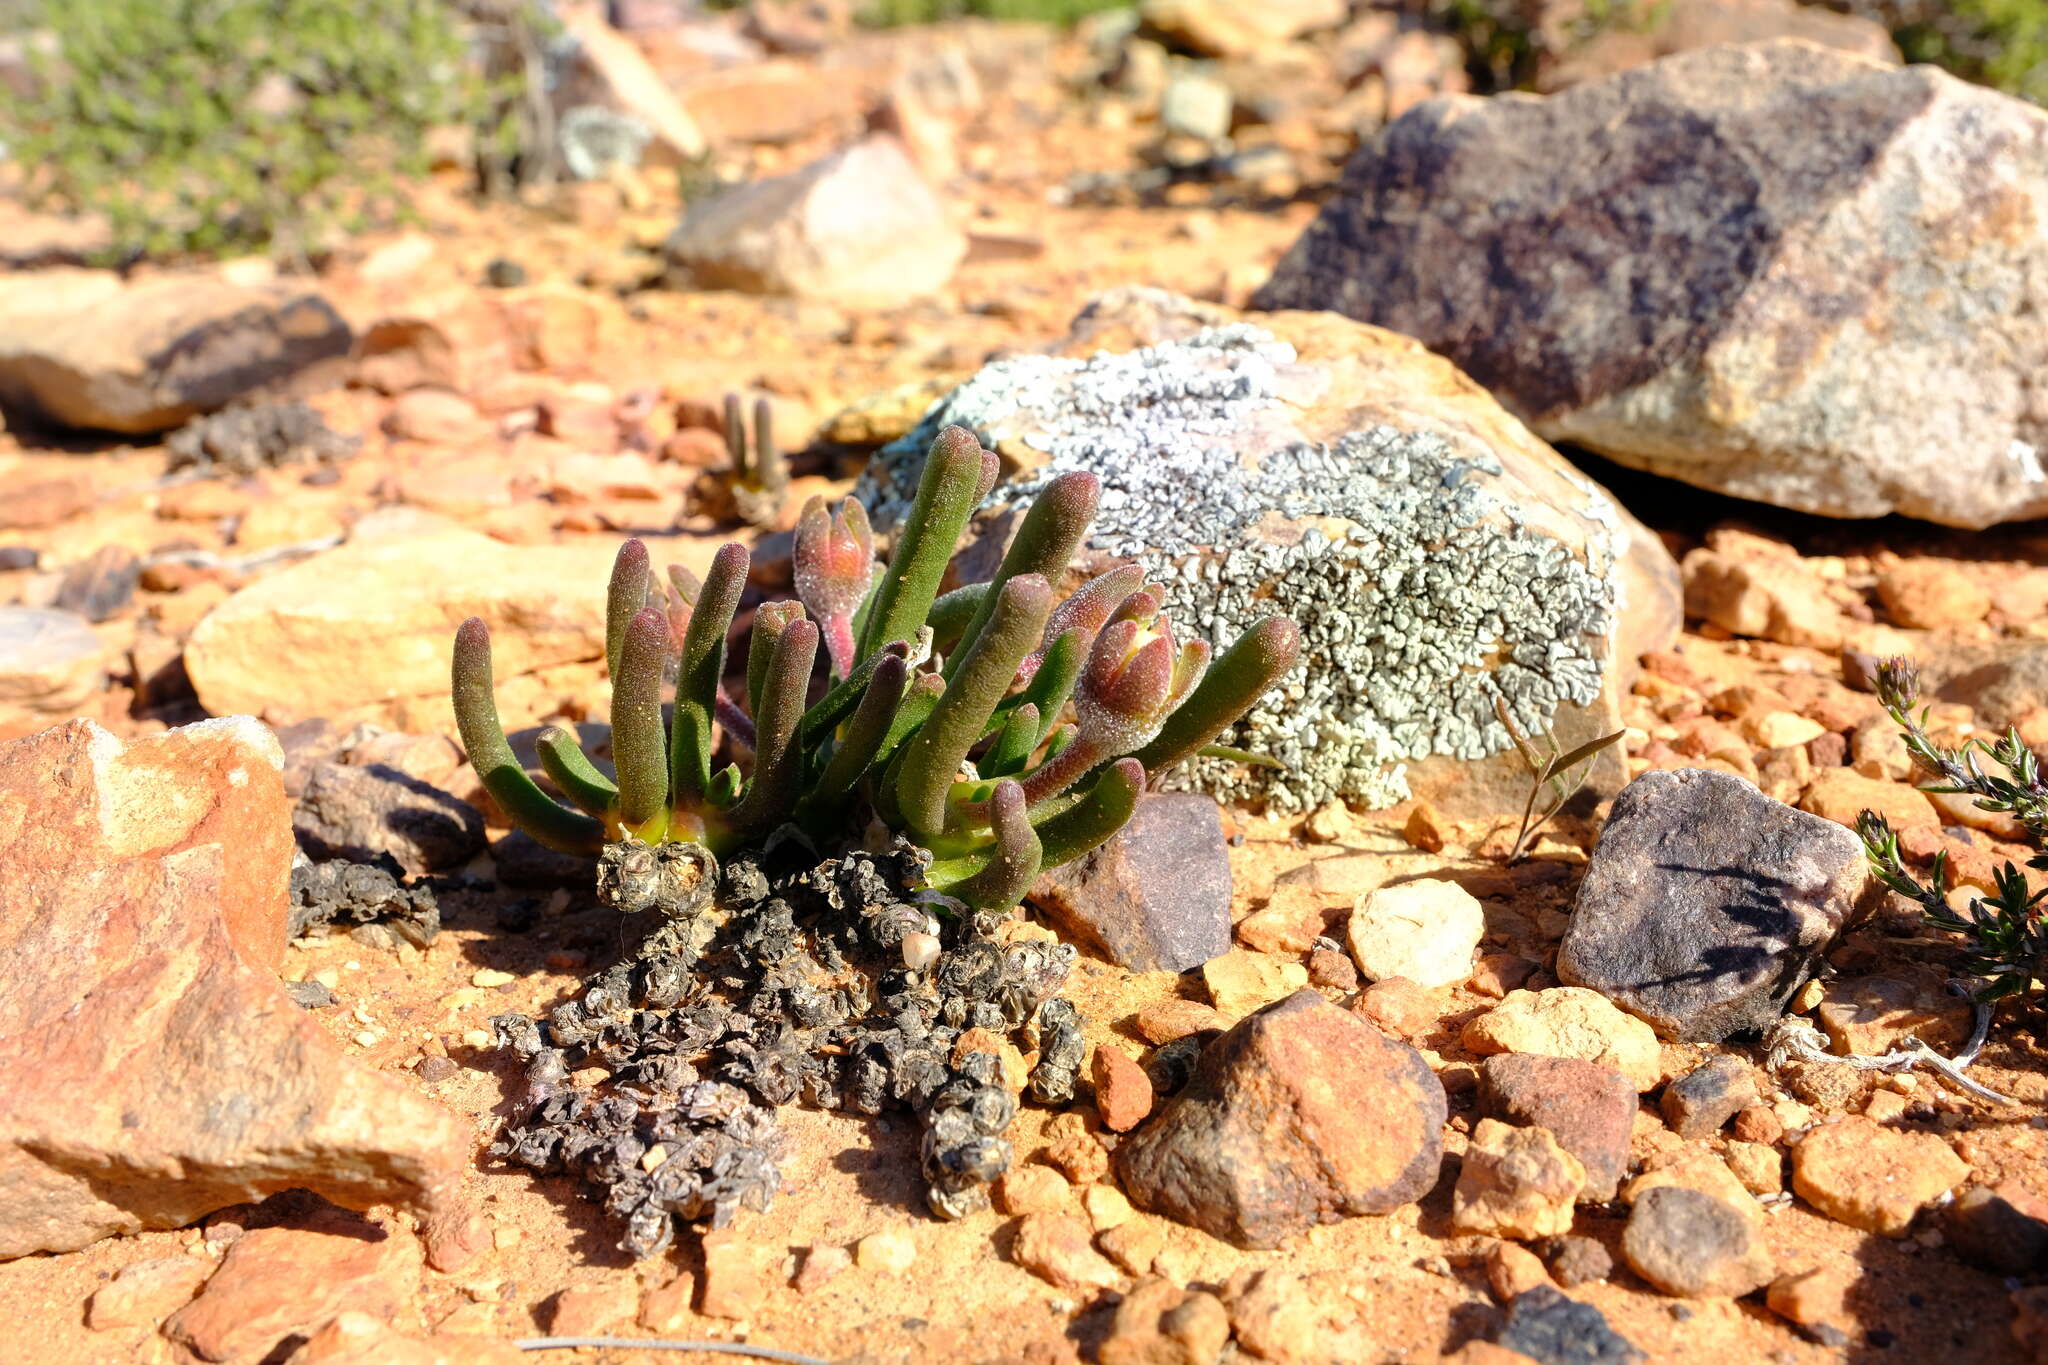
[1856,657,2048,1002]
[455,425,1301,911]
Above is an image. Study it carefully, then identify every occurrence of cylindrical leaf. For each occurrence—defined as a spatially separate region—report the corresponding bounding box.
[605,538,651,680]
[451,617,602,855]
[614,607,673,836]
[671,542,749,802]
[536,725,619,823]
[947,780,1041,910]
[946,471,1098,679]
[803,651,910,814]
[1130,617,1302,776]
[893,574,1052,842]
[1036,758,1143,870]
[858,426,989,662]
[731,618,820,837]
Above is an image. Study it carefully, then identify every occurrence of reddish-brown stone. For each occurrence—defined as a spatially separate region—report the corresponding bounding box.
[0,718,470,1259]
[164,1216,415,1363]
[1477,1054,1637,1201]
[1092,1044,1155,1133]
[1118,990,1445,1249]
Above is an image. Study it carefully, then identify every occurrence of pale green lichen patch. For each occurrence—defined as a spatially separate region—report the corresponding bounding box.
[859,326,1619,812]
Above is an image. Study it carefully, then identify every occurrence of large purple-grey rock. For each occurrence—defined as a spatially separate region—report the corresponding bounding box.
[1254,40,2048,529]
[293,761,484,876]
[1117,989,1445,1249]
[1557,767,1882,1041]
[1029,792,1231,974]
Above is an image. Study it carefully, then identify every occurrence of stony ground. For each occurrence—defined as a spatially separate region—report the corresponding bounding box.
[4,8,2048,1365]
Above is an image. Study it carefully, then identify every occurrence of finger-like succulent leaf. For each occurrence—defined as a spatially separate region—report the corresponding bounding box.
[723,392,746,477]
[801,651,909,817]
[925,582,988,656]
[605,538,651,680]
[1036,758,1143,870]
[947,471,1098,679]
[536,725,619,823]
[858,425,989,662]
[943,780,1041,909]
[731,619,820,837]
[893,574,1052,843]
[671,542,749,802]
[800,639,910,748]
[981,702,1040,778]
[748,600,807,720]
[1130,617,1302,774]
[1016,563,1144,684]
[614,606,673,837]
[451,617,603,855]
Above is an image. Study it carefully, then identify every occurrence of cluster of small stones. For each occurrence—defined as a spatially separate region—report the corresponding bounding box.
[286,849,441,949]
[164,401,361,478]
[489,833,1084,1258]
[860,325,1619,810]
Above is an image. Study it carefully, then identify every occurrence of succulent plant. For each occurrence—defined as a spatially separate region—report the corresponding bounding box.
[721,393,789,530]
[453,425,1301,911]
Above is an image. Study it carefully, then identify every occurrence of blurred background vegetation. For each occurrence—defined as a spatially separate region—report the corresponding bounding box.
[2,0,2045,267]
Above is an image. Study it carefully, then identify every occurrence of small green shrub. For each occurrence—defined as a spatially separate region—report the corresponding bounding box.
[3,0,494,262]
[1857,658,2048,1004]
[1861,0,2048,105]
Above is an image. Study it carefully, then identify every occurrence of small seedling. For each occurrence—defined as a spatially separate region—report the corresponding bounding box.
[723,393,790,530]
[1491,694,1624,863]
[454,424,1301,911]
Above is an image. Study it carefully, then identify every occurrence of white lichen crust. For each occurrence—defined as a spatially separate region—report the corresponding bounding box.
[858,326,1619,812]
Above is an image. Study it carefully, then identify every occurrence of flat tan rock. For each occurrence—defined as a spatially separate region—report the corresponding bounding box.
[0,269,350,434]
[185,525,723,724]
[1461,987,1663,1091]
[1792,1115,1970,1236]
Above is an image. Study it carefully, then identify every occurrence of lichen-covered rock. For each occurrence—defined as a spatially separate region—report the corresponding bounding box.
[1254,40,2048,529]
[1558,768,1882,1041]
[1117,989,1445,1249]
[857,290,1680,816]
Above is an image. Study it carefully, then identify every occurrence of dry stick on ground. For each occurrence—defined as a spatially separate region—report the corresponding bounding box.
[1491,694,1624,863]
[1761,994,2014,1105]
